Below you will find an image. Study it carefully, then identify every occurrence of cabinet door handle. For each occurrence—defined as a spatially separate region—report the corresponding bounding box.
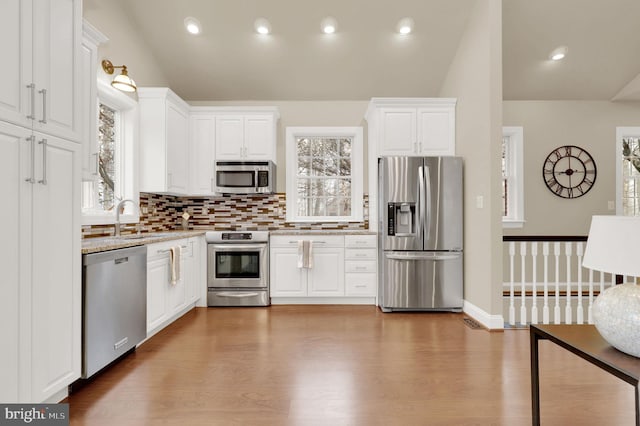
[25,136,36,184]
[38,139,47,185]
[38,88,47,124]
[26,84,36,120]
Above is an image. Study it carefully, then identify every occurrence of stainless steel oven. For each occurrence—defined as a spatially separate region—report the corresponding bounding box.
[205,231,270,306]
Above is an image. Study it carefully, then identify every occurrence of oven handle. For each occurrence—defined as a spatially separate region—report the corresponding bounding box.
[209,243,268,251]
[213,292,260,298]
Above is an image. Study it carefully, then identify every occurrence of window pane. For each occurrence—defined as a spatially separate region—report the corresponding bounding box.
[339,179,351,197]
[297,138,310,156]
[98,103,116,211]
[622,137,640,216]
[339,139,352,157]
[297,178,310,194]
[339,158,351,176]
[325,197,338,216]
[298,157,311,176]
[339,198,351,216]
[324,179,338,196]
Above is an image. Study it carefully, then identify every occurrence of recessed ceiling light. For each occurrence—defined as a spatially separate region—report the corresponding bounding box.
[254,18,271,35]
[321,16,338,34]
[396,17,414,35]
[184,17,201,35]
[549,46,568,61]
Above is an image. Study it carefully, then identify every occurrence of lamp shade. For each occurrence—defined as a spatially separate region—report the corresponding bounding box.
[582,215,640,277]
[582,214,640,358]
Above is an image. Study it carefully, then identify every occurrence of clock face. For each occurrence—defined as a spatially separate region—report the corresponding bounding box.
[542,145,597,199]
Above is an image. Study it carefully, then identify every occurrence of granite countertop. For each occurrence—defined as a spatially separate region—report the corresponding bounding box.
[269,230,377,236]
[82,230,206,254]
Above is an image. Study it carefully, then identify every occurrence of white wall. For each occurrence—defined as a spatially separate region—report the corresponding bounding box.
[503,100,640,236]
[84,0,169,88]
[439,0,504,322]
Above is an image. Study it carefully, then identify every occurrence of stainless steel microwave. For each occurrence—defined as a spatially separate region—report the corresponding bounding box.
[214,161,276,194]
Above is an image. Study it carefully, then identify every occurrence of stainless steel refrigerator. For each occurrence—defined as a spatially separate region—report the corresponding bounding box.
[378,156,463,312]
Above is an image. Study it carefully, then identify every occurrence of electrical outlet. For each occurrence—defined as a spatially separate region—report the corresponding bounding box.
[476,196,484,209]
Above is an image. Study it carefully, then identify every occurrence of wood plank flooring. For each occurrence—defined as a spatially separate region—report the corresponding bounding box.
[67,306,636,425]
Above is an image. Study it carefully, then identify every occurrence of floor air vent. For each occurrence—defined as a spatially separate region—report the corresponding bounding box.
[462,317,483,330]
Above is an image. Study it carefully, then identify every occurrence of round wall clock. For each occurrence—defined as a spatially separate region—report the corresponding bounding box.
[542,145,597,199]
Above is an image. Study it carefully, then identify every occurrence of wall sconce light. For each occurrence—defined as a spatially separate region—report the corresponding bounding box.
[101,59,137,92]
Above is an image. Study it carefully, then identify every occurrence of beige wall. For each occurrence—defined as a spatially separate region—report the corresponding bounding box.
[503,101,640,236]
[190,101,370,193]
[84,0,169,88]
[439,0,503,319]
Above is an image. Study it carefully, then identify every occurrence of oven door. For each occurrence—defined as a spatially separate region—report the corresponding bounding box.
[207,243,268,288]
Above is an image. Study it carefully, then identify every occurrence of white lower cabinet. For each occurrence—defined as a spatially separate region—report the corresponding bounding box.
[146,237,201,336]
[270,234,376,303]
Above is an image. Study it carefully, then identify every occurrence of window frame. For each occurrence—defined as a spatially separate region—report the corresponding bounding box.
[616,127,640,215]
[502,126,525,228]
[285,126,363,222]
[81,80,139,225]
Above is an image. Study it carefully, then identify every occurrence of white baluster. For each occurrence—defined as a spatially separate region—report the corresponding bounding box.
[543,242,550,324]
[588,268,594,324]
[610,273,616,289]
[509,242,515,326]
[554,242,561,324]
[576,242,584,324]
[531,242,538,324]
[520,242,527,325]
[565,242,573,324]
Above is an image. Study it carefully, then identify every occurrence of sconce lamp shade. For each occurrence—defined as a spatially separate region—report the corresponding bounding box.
[582,215,640,358]
[582,215,640,277]
[101,59,137,92]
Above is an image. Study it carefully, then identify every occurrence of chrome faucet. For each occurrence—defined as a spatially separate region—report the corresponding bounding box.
[115,198,139,237]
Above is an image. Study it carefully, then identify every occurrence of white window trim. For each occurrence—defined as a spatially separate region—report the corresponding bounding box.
[616,127,640,215]
[82,80,139,225]
[285,126,363,222]
[502,126,525,228]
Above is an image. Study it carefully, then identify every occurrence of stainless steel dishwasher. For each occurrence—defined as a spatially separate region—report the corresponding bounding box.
[82,245,147,378]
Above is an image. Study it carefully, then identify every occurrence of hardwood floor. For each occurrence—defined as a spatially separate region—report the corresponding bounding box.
[67,306,636,425]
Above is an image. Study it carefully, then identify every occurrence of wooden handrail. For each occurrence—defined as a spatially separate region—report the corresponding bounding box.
[502,235,588,242]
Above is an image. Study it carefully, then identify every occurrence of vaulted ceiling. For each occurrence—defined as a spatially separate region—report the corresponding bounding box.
[87,0,640,101]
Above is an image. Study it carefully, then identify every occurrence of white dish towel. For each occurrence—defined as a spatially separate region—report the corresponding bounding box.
[297,240,313,269]
[169,246,181,285]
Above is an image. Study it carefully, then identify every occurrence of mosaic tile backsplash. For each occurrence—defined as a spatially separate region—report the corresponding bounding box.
[82,192,369,238]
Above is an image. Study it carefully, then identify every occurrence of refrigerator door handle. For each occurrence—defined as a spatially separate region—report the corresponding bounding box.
[417,165,425,239]
[385,252,461,261]
[424,165,432,244]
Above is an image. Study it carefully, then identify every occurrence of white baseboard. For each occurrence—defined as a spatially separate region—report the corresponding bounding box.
[271,297,376,305]
[463,300,504,330]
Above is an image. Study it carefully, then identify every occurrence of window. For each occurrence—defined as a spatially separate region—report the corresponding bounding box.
[502,127,524,228]
[82,80,138,225]
[616,127,640,215]
[285,127,363,222]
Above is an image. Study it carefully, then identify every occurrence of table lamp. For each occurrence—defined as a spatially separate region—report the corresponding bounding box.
[582,215,640,358]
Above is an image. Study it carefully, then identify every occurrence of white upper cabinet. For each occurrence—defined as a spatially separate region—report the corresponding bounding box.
[138,88,190,195]
[189,112,216,196]
[0,0,82,142]
[366,98,456,157]
[214,109,278,162]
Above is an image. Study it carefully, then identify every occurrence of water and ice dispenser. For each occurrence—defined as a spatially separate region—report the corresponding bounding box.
[387,202,416,236]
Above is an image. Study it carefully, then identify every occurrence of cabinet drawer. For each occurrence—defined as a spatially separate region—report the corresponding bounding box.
[345,235,377,248]
[147,238,191,259]
[345,273,377,296]
[345,248,377,260]
[345,260,376,273]
[270,235,344,248]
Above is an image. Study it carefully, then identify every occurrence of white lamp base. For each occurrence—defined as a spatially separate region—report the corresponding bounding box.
[592,282,640,358]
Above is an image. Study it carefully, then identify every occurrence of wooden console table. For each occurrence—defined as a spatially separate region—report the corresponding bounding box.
[530,324,640,426]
